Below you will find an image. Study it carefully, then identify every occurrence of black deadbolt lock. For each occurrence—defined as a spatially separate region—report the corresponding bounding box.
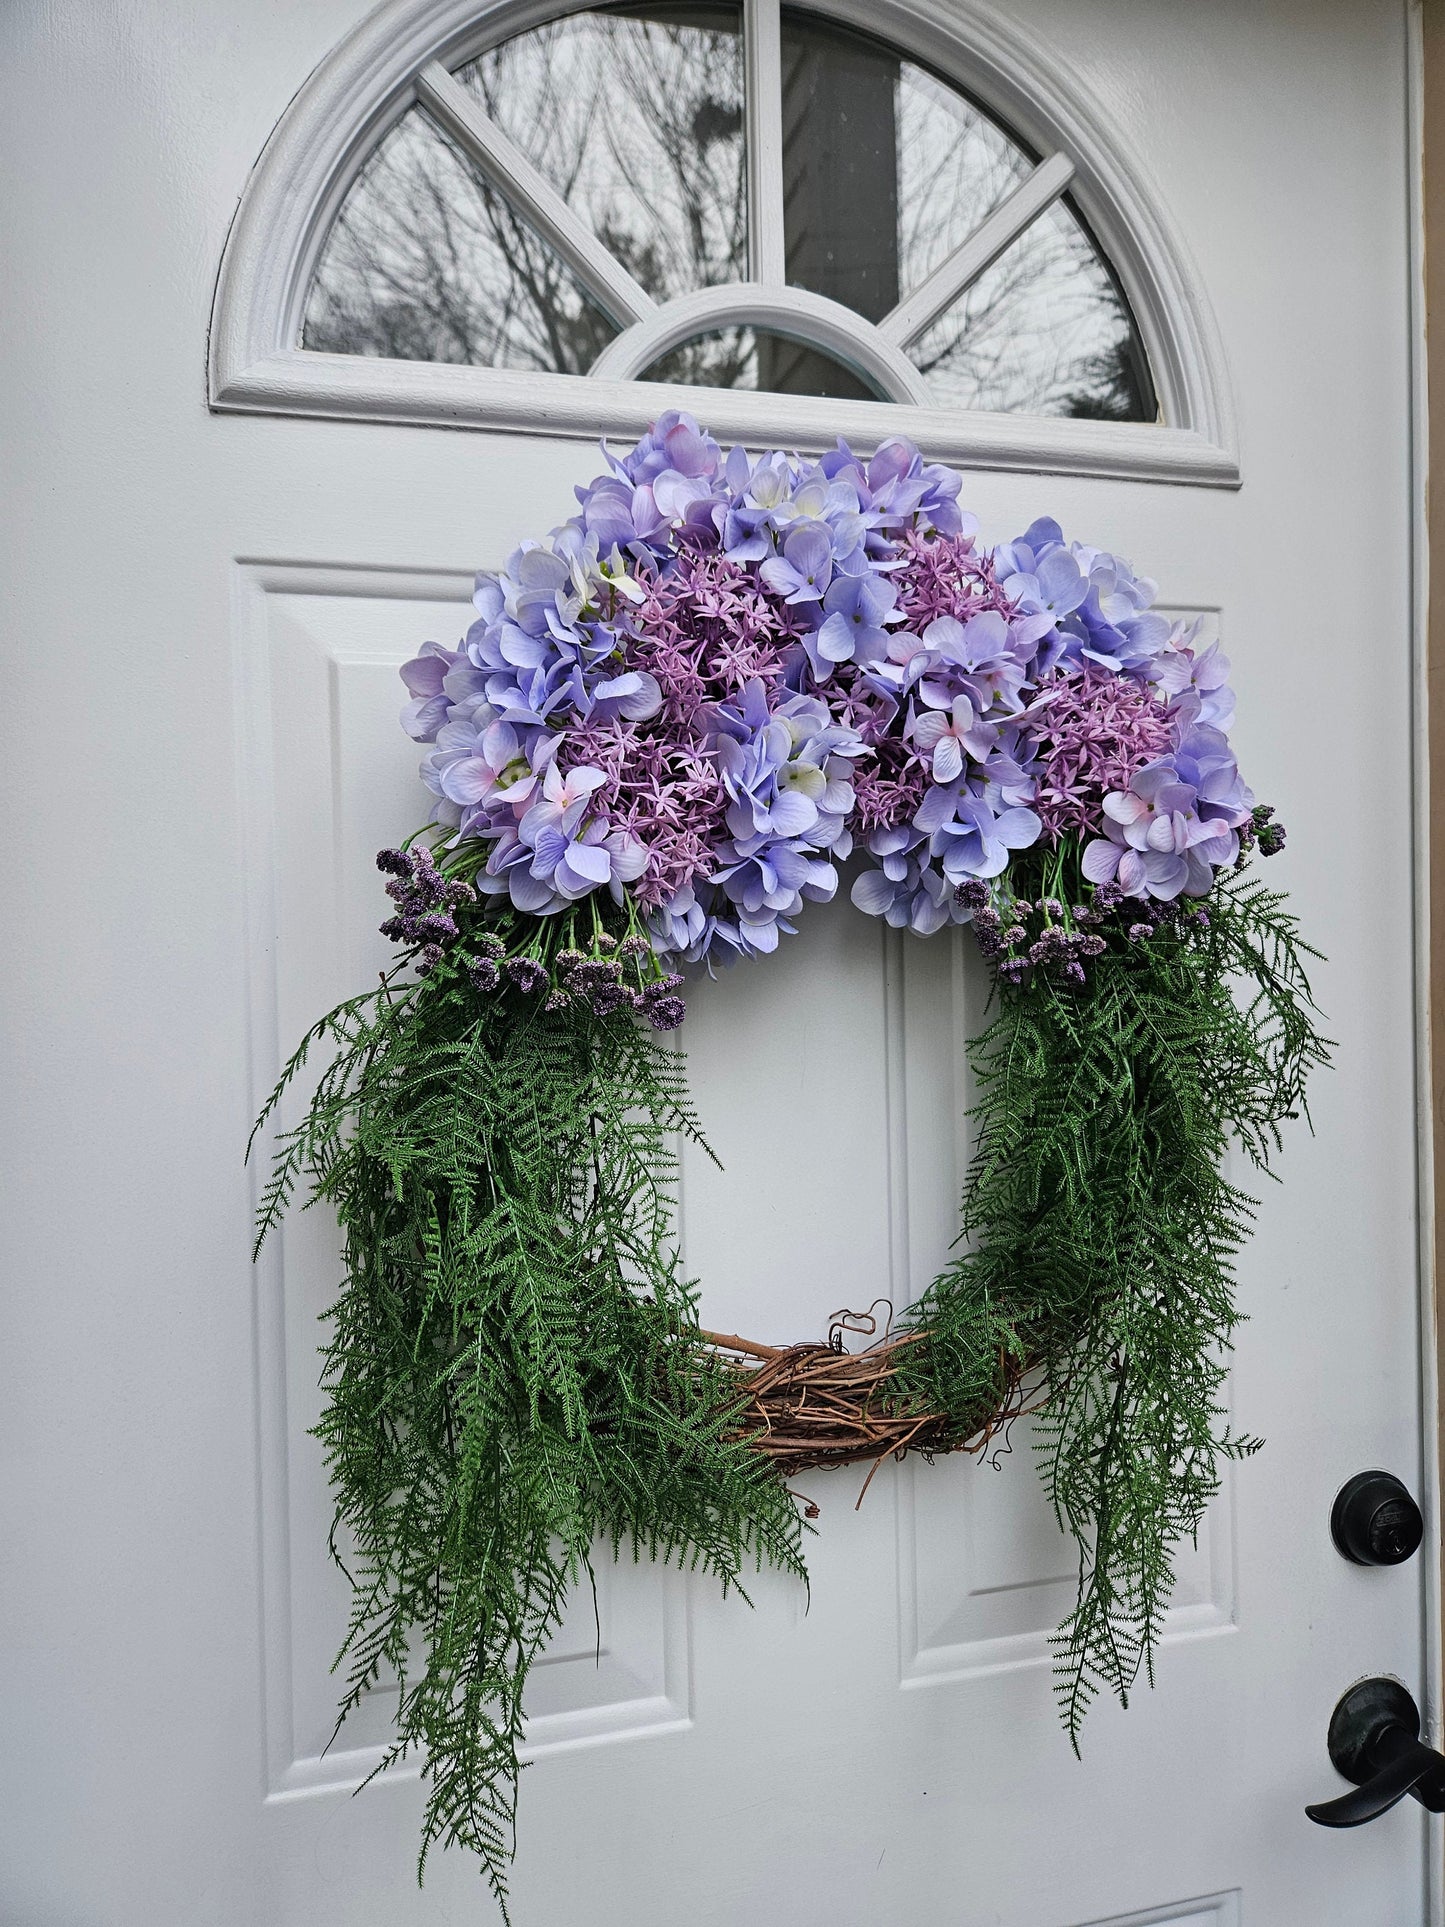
[1331,1470,1424,1567]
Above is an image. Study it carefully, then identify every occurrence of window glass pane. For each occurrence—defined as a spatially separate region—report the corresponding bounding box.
[896,61,1034,291]
[301,108,618,371]
[642,328,880,399]
[779,9,1031,318]
[905,198,1155,419]
[456,4,747,306]
[780,12,901,323]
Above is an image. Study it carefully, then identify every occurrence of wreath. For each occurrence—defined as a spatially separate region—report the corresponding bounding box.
[252,415,1327,1916]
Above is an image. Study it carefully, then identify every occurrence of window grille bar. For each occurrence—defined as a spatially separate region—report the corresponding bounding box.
[877,150,1076,350]
[415,61,657,329]
[744,0,788,286]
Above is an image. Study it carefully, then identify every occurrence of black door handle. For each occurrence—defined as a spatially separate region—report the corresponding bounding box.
[1307,1678,1445,1827]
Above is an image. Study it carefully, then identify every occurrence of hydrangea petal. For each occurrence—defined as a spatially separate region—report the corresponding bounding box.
[1082,837,1122,884]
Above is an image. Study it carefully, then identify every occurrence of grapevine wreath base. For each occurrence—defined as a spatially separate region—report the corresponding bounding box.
[253,415,1327,1919]
[704,1311,1040,1491]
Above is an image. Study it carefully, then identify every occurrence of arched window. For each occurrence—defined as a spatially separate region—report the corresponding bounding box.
[211,0,1236,484]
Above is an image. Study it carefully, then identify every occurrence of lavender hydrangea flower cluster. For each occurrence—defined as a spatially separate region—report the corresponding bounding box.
[398,414,1273,989]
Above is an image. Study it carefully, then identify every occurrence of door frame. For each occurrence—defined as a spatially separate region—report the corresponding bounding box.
[1413,6,1444,1916]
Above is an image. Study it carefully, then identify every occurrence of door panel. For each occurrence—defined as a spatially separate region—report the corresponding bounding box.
[243,557,1248,1922]
[0,0,1434,1923]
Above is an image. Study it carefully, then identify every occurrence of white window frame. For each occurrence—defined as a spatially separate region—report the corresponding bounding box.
[209,0,1239,486]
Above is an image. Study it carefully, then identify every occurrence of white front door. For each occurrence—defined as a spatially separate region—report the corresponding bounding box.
[1,2,1436,1924]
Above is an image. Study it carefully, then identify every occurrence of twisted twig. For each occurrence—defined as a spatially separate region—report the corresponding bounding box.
[700,1306,1044,1495]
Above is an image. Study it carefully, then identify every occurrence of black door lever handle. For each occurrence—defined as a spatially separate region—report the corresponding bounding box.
[1307,1732,1445,1826]
[1307,1678,1445,1828]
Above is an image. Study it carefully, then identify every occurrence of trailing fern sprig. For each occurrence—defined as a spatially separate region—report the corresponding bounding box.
[895,864,1328,1739]
[253,947,803,1918]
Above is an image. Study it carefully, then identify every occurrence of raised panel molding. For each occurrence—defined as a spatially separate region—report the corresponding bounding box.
[895,1443,1236,1690]
[237,563,1237,1794]
[236,561,692,1803]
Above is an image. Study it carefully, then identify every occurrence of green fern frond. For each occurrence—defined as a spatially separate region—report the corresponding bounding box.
[254,956,804,1917]
[894,864,1328,1744]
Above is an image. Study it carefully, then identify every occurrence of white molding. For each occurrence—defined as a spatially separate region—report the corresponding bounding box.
[235,557,474,1804]
[877,151,1076,350]
[894,1441,1237,1691]
[218,348,1237,481]
[588,282,934,403]
[209,0,1240,488]
[1405,6,1444,1919]
[236,557,695,1803]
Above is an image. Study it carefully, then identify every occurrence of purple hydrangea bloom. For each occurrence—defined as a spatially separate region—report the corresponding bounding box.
[819,436,968,544]
[921,787,1044,883]
[1150,637,1235,731]
[425,718,559,833]
[399,641,462,742]
[912,694,997,784]
[396,421,1262,972]
[811,572,902,674]
[1081,758,1246,900]
[648,883,711,959]
[759,522,835,605]
[995,519,1172,678]
[849,826,963,937]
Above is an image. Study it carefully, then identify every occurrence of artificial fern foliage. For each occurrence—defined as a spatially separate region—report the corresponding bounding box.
[895,868,1327,1737]
[251,865,1327,1911]
[252,953,805,1914]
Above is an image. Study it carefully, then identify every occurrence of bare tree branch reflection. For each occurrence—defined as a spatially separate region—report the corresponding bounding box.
[911,201,1153,419]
